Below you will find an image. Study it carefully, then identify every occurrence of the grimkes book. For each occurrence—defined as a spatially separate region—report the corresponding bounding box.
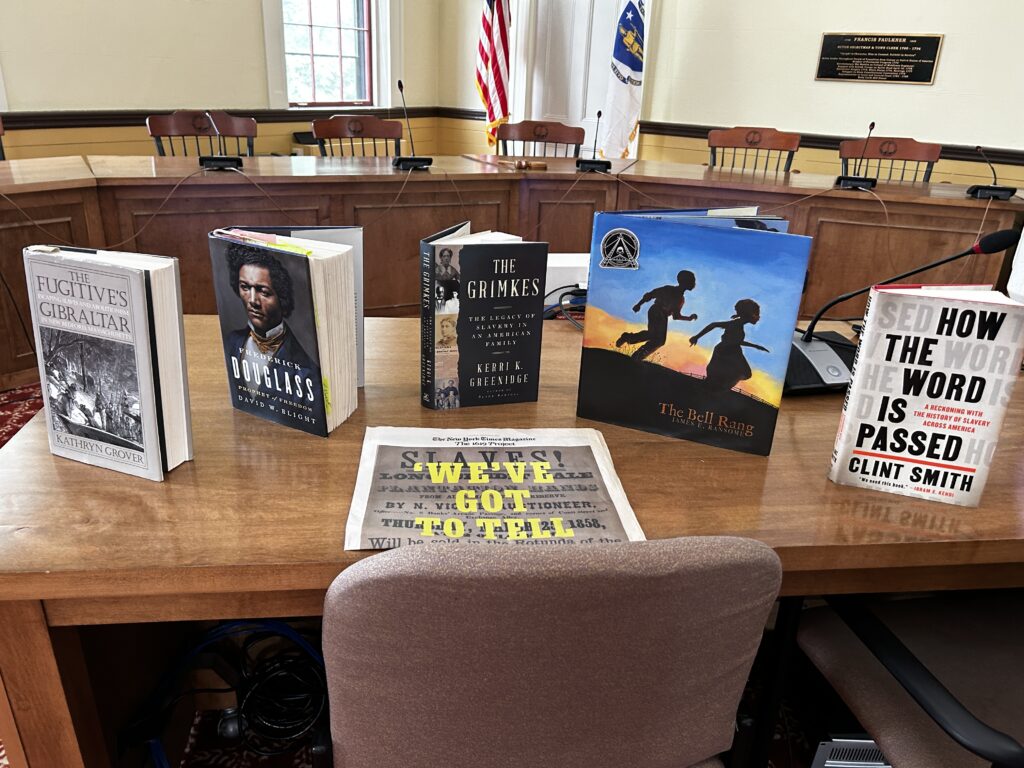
[421,223,547,409]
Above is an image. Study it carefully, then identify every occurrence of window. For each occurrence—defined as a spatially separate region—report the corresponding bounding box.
[283,0,373,106]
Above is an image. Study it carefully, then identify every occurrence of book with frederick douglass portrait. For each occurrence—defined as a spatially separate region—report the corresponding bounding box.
[829,285,1024,506]
[23,245,192,481]
[208,228,357,437]
[577,211,811,455]
[420,223,548,410]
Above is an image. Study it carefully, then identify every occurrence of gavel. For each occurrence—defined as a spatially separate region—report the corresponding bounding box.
[497,159,548,170]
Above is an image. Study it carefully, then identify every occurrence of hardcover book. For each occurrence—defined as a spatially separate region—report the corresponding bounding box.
[830,285,1024,506]
[208,228,357,437]
[24,245,193,481]
[420,223,548,409]
[345,427,644,550]
[577,211,811,455]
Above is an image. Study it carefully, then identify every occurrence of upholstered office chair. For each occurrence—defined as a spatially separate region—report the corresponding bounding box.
[798,591,1024,768]
[323,537,781,768]
[0,115,6,161]
[207,110,257,156]
[497,120,586,157]
[839,136,942,182]
[311,115,402,158]
[708,126,801,172]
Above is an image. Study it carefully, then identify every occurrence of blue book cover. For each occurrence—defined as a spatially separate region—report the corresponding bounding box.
[577,211,811,455]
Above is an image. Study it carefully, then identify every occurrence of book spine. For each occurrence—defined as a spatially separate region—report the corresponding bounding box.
[420,240,436,408]
[829,287,876,479]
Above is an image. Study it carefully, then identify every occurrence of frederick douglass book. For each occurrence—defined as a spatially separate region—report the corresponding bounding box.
[345,427,644,550]
[208,228,357,437]
[421,223,548,409]
[577,211,811,455]
[830,285,1024,506]
[23,245,192,481]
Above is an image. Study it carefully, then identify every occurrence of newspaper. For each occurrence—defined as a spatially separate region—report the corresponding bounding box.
[345,427,645,550]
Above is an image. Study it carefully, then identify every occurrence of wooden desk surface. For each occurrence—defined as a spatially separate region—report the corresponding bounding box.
[2,316,1023,608]
[0,155,96,194]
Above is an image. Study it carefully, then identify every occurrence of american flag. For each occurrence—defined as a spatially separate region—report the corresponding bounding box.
[475,0,511,146]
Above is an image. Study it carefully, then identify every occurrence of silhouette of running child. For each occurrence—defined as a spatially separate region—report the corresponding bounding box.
[615,270,697,360]
[688,299,769,390]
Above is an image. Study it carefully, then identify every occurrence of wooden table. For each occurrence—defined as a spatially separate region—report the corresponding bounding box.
[2,155,1022,388]
[2,316,1024,766]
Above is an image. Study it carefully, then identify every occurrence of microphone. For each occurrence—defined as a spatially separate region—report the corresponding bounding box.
[392,79,433,171]
[966,146,1016,200]
[836,121,878,190]
[577,110,612,173]
[785,228,1022,393]
[197,111,243,170]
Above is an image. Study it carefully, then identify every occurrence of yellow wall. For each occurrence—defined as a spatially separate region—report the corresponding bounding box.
[438,0,486,111]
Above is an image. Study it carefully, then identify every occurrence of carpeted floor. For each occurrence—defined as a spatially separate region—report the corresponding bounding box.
[0,383,44,449]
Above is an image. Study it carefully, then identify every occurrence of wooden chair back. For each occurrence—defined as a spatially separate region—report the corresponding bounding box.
[497,121,586,158]
[0,115,5,161]
[311,115,403,158]
[708,127,801,173]
[146,111,221,157]
[839,136,942,182]
[207,111,257,156]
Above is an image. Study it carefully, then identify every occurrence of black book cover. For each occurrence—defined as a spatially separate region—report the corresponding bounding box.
[209,234,328,436]
[420,225,548,409]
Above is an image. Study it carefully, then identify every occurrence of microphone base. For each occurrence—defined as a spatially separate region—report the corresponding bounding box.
[392,156,433,171]
[835,175,877,190]
[576,158,612,173]
[784,330,856,395]
[199,155,243,170]
[966,184,1016,200]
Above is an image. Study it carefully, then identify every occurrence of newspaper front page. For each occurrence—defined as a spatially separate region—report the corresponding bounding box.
[345,427,644,550]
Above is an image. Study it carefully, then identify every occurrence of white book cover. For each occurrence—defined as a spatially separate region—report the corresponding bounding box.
[346,427,644,550]
[829,285,1024,506]
[24,247,165,480]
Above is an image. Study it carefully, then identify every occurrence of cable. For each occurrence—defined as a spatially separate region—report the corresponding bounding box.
[558,288,586,330]
[440,168,470,222]
[103,168,207,250]
[0,191,77,246]
[360,168,415,230]
[0,266,34,351]
[225,167,304,226]
[527,172,590,239]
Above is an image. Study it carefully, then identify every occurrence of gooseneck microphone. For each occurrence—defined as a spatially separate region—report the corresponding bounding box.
[966,145,1016,200]
[785,228,1022,393]
[577,110,612,173]
[836,121,879,190]
[393,80,433,171]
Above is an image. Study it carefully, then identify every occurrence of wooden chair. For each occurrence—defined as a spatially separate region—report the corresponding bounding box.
[147,110,256,157]
[839,136,942,183]
[708,127,801,173]
[497,121,585,157]
[207,111,257,156]
[311,115,402,158]
[0,115,5,161]
[323,537,781,768]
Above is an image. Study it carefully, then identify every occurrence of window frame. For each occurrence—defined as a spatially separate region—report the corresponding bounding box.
[281,0,374,107]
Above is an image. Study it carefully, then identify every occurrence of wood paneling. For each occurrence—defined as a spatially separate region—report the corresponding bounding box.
[2,154,1022,383]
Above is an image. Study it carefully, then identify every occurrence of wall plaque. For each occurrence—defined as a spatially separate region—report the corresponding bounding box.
[816,33,943,84]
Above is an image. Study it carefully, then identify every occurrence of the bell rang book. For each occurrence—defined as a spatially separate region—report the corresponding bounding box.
[577,211,811,455]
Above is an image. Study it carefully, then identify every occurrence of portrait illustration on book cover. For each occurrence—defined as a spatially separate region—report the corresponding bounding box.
[578,212,810,455]
[211,238,327,433]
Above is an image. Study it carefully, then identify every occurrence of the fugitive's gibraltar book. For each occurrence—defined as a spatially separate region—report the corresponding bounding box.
[24,245,193,481]
[577,211,811,455]
[420,223,548,409]
[345,427,644,550]
[208,228,357,437]
[830,285,1024,506]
